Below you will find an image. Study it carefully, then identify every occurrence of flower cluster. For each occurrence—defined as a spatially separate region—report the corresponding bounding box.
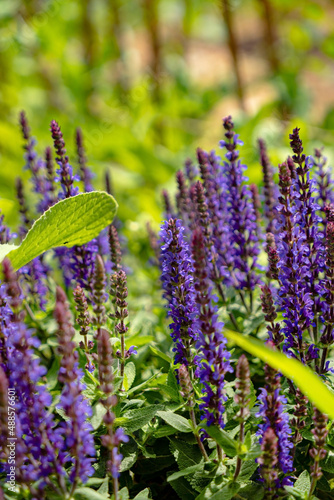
[159,219,199,365]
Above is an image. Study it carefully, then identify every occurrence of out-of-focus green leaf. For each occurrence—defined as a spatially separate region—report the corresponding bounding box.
[225,329,334,419]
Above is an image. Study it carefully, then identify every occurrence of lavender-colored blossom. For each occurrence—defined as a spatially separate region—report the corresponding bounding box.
[162,189,175,220]
[159,219,199,365]
[196,149,233,287]
[314,148,334,216]
[0,212,14,244]
[54,287,95,484]
[219,116,261,291]
[276,161,315,361]
[256,362,293,478]
[191,228,233,429]
[50,120,79,199]
[19,112,55,214]
[2,259,62,487]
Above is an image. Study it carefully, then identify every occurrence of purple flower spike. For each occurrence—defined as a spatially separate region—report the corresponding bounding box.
[191,228,233,429]
[50,120,79,199]
[220,116,261,291]
[159,219,199,366]
[54,287,95,484]
[256,360,293,483]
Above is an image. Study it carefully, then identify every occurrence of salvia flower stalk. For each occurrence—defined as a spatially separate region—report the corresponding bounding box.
[159,218,199,366]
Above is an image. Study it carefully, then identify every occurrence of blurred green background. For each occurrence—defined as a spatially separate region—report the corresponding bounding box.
[1,0,334,232]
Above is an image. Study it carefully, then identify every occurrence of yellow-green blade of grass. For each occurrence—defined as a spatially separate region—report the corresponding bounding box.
[0,191,118,271]
[225,329,334,419]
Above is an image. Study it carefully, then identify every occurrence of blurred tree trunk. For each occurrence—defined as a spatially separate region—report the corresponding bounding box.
[109,0,128,95]
[258,0,279,74]
[221,0,245,111]
[81,0,96,108]
[143,0,162,103]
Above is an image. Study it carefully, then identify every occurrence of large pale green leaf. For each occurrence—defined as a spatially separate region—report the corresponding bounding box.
[225,329,334,419]
[0,192,117,271]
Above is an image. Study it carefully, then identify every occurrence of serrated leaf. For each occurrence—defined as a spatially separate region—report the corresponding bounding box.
[97,477,110,496]
[120,440,138,472]
[320,452,334,472]
[123,362,136,391]
[238,460,258,481]
[237,482,264,500]
[168,475,197,500]
[294,470,311,494]
[132,488,151,499]
[74,487,110,500]
[118,487,129,500]
[157,411,192,433]
[225,329,334,419]
[204,426,237,457]
[195,480,240,500]
[1,192,117,271]
[121,405,161,432]
[169,437,203,470]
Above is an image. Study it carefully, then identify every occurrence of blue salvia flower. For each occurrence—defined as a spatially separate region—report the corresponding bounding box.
[275,161,316,362]
[0,211,15,244]
[2,259,64,488]
[15,177,49,310]
[256,361,293,482]
[197,148,234,287]
[219,116,261,291]
[19,112,55,214]
[191,227,233,429]
[313,148,334,217]
[50,120,79,199]
[159,219,199,365]
[54,287,95,484]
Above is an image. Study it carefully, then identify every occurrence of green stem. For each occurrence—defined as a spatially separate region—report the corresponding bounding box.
[189,407,209,461]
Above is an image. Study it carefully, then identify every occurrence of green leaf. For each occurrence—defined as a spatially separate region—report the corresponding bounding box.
[157,411,192,433]
[121,405,161,433]
[195,480,240,500]
[123,362,136,391]
[127,370,163,395]
[168,475,197,500]
[320,452,334,472]
[1,192,117,271]
[74,487,110,500]
[132,488,151,499]
[167,464,204,482]
[169,437,203,470]
[225,329,334,419]
[118,487,129,500]
[294,470,311,495]
[150,345,171,363]
[90,402,107,430]
[237,482,264,500]
[238,460,258,481]
[204,426,237,457]
[97,477,110,496]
